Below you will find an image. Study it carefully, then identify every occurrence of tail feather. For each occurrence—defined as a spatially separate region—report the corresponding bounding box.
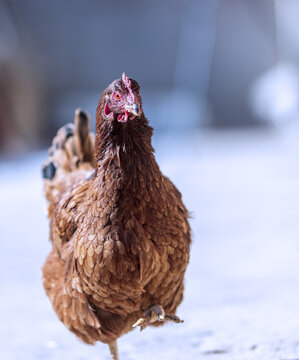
[74,109,94,165]
[42,109,94,217]
[46,109,94,174]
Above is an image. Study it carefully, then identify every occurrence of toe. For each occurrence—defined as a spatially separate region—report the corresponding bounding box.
[132,318,145,328]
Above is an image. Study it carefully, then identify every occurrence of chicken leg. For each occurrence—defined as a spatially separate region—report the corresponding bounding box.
[132,305,184,331]
[108,341,119,360]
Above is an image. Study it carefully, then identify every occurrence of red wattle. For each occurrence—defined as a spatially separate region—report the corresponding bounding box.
[104,103,111,115]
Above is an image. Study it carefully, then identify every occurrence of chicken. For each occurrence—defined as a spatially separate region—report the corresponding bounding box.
[42,73,191,360]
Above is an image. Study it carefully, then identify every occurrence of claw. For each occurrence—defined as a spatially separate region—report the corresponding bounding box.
[132,317,150,331]
[157,313,165,321]
[132,318,145,328]
[132,305,184,332]
[165,314,184,323]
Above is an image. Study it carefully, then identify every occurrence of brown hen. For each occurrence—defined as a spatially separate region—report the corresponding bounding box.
[42,73,191,360]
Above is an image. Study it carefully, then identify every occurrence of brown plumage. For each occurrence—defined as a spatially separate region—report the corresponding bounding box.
[42,73,191,359]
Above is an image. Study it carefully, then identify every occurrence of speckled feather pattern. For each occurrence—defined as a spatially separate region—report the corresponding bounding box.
[42,80,191,347]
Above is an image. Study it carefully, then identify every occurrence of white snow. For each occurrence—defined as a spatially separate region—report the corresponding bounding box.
[1,129,299,359]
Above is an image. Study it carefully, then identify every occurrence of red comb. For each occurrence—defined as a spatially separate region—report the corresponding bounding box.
[122,72,134,103]
[122,73,131,88]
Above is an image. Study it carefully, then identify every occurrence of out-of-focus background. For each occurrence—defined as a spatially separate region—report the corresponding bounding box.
[1,1,299,359]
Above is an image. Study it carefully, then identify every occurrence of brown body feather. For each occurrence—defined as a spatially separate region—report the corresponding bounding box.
[42,78,191,349]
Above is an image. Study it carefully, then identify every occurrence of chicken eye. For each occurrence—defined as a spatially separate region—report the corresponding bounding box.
[114,93,121,100]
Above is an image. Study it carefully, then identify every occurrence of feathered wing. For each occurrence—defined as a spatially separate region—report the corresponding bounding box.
[137,174,191,317]
[42,249,102,345]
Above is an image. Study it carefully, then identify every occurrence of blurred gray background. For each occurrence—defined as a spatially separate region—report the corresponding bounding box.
[1,0,299,153]
[2,1,299,359]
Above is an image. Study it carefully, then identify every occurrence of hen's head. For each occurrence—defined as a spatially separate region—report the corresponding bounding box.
[101,73,143,123]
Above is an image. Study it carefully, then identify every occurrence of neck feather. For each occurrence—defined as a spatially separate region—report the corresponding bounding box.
[94,97,156,181]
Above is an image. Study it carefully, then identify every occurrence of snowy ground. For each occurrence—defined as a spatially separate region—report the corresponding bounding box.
[1,128,299,360]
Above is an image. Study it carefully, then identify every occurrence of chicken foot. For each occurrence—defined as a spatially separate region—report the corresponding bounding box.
[132,304,184,331]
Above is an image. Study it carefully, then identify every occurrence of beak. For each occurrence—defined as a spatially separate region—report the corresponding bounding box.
[125,103,140,116]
